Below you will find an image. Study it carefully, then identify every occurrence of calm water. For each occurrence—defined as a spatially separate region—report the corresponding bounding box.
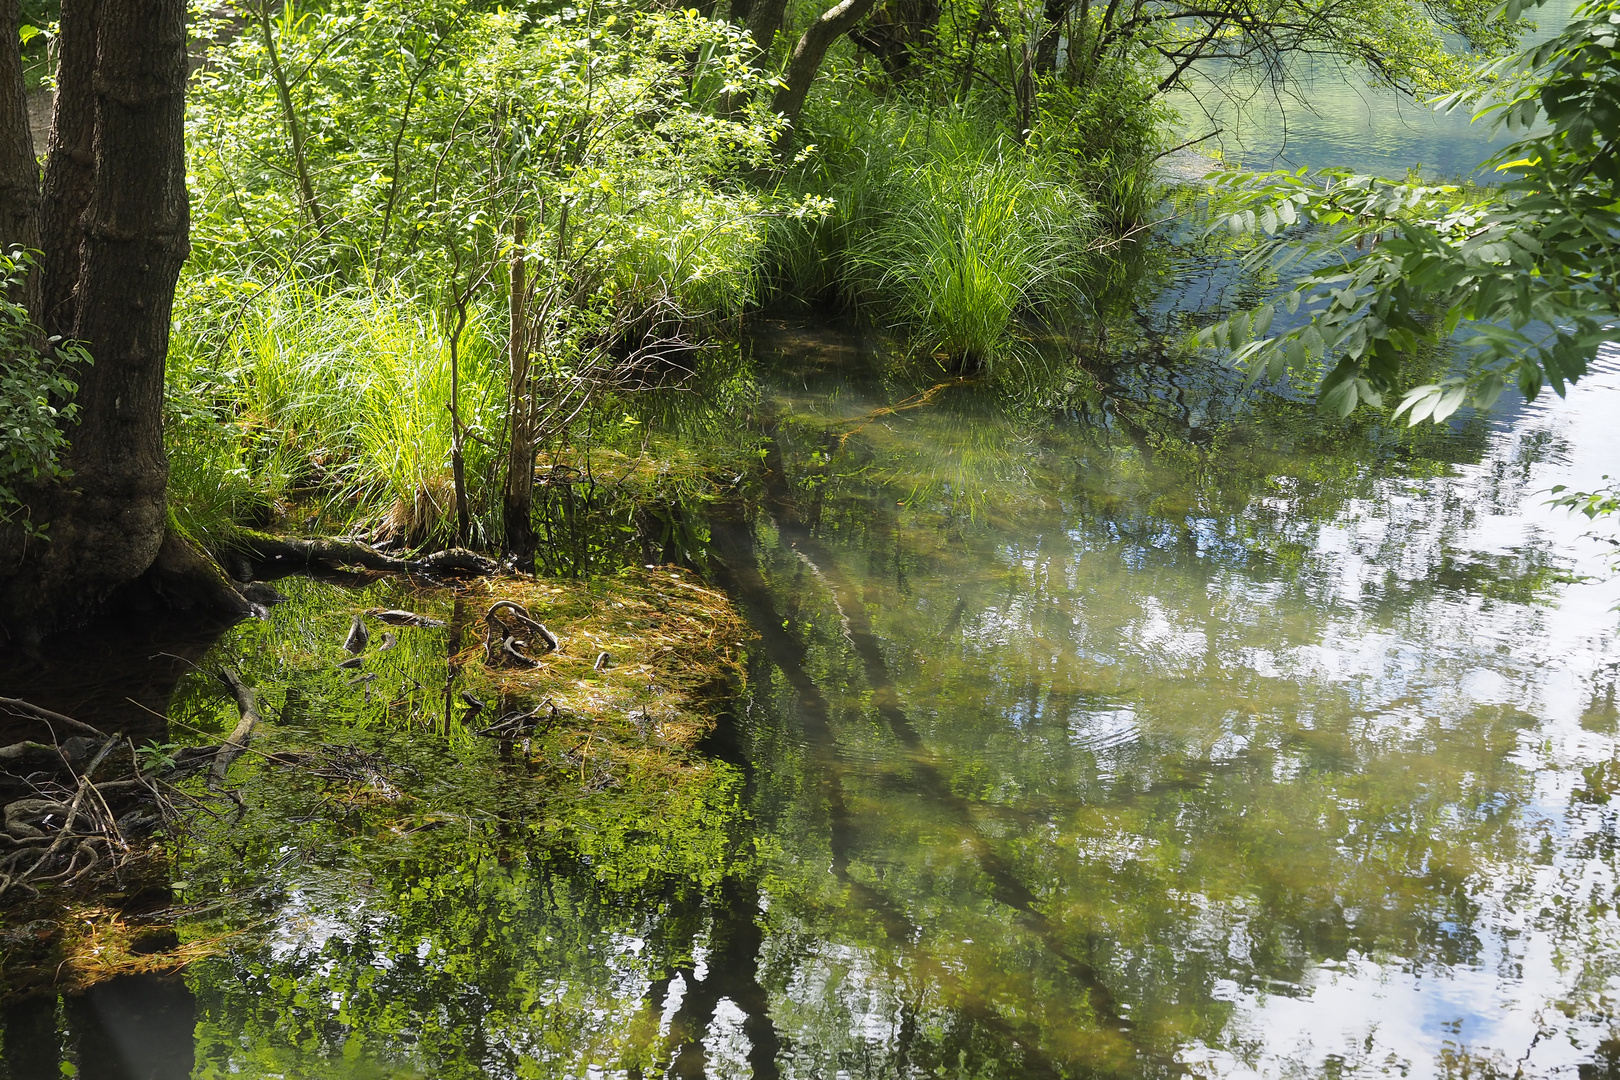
[1166,0,1580,177]
[8,47,1620,1079]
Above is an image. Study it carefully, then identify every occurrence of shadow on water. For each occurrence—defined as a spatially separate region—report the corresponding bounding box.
[2,973,195,1080]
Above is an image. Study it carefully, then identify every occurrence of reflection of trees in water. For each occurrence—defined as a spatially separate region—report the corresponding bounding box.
[2,973,196,1080]
[55,307,1607,1075]
[710,369,1589,1072]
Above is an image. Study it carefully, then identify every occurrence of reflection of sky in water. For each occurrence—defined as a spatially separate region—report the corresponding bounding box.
[1166,0,1580,177]
[746,327,1620,1075]
[1197,349,1620,1075]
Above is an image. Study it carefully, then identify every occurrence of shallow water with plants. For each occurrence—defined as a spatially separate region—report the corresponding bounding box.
[4,0,1618,1070]
[9,298,1620,1076]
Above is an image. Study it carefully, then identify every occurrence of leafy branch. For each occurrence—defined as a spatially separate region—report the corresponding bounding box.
[1193,0,1620,423]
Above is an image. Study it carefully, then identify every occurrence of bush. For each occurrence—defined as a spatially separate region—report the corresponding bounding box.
[0,250,83,537]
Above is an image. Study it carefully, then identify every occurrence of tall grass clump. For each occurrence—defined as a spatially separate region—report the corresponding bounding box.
[769,99,1099,367]
[167,282,505,550]
[848,148,1096,366]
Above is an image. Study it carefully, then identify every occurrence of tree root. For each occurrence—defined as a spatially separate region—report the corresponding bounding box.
[483,600,559,668]
[209,668,260,790]
[143,530,259,619]
[0,677,268,909]
[236,534,497,579]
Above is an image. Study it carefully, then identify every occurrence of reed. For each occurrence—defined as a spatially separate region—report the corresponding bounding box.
[767,97,1100,367]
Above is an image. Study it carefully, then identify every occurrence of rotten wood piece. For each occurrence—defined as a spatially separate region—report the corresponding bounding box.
[208,667,260,790]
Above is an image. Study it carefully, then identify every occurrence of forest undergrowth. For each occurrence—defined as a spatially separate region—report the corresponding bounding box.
[154,0,1172,564]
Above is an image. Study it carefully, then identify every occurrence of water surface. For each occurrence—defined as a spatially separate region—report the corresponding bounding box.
[28,321,1618,1079]
[8,60,1620,1075]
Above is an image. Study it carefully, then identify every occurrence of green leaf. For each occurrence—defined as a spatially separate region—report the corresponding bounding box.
[1430,383,1469,421]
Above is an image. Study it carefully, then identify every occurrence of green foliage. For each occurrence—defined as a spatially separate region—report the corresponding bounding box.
[0,249,83,537]
[187,0,782,321]
[1075,0,1524,97]
[1550,478,1620,588]
[1195,0,1620,422]
[769,97,1099,366]
[1551,478,1620,520]
[168,281,504,548]
[134,740,182,771]
[849,152,1095,365]
[173,0,795,546]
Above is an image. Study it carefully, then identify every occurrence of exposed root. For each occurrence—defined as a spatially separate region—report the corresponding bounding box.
[0,679,272,1001]
[208,667,261,790]
[483,600,558,668]
[237,534,497,579]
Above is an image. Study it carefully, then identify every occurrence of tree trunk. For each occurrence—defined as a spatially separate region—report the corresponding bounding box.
[772,0,883,153]
[1033,0,1070,75]
[0,0,190,643]
[746,0,791,58]
[38,0,98,339]
[504,217,536,570]
[0,0,39,274]
[847,0,942,83]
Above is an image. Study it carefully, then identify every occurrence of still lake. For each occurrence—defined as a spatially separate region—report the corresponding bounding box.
[7,14,1619,1076]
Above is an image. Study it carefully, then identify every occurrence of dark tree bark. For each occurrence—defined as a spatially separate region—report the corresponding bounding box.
[0,0,192,643]
[772,0,883,152]
[745,0,791,59]
[847,0,942,82]
[1033,0,1071,74]
[38,0,98,338]
[0,0,38,269]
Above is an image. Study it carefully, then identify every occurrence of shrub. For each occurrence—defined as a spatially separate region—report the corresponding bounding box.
[0,250,83,537]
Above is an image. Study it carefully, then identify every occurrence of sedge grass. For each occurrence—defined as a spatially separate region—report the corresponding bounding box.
[768,97,1100,368]
[167,280,505,550]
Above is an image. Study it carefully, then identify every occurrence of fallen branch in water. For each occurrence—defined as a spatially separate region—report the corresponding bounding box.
[209,668,261,790]
[235,534,498,578]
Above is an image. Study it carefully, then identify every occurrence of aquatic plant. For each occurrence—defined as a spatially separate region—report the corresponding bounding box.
[850,151,1096,367]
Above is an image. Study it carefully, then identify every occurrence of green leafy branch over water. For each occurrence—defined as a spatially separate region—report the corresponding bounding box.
[1195,0,1620,423]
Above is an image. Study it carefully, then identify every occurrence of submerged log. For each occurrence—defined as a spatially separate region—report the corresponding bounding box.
[237,535,497,578]
[368,608,447,628]
[208,667,260,790]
